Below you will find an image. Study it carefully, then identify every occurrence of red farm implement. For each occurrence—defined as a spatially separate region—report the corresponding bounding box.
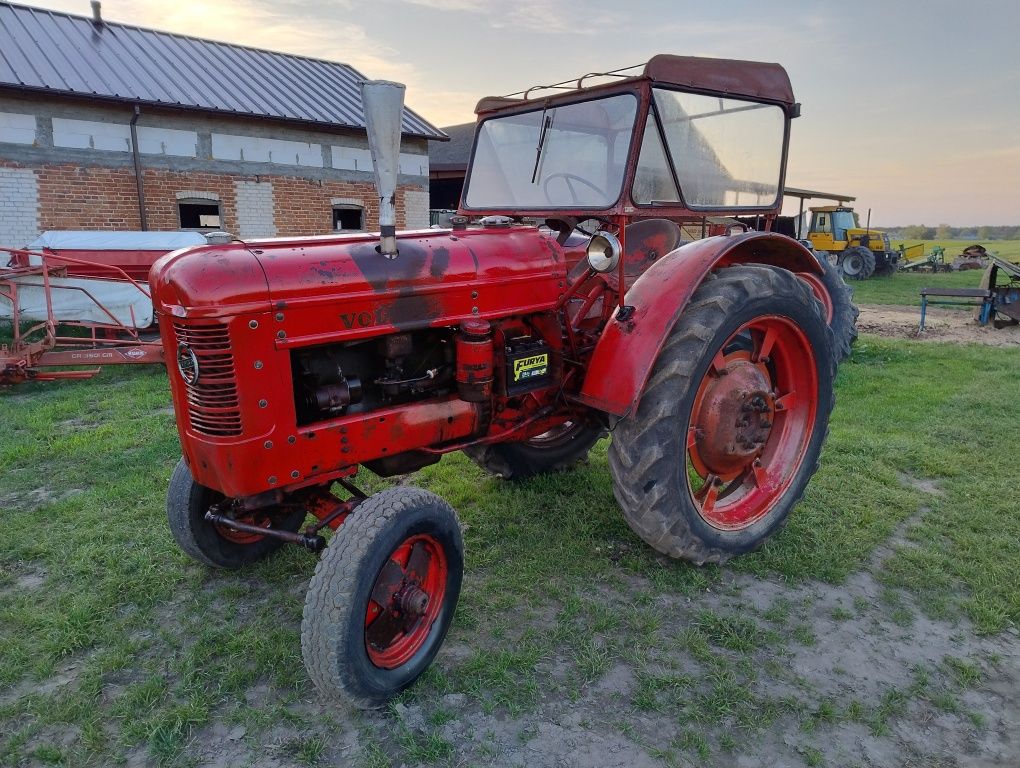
[151,55,858,707]
[0,244,165,384]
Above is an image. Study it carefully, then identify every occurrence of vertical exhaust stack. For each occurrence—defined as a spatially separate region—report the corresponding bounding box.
[361,80,406,258]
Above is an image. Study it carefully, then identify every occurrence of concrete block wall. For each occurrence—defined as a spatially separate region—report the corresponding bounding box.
[0,165,40,246]
[234,180,277,238]
[403,190,430,229]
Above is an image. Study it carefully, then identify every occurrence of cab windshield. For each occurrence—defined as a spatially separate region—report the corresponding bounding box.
[646,89,786,209]
[463,93,638,209]
[830,210,859,239]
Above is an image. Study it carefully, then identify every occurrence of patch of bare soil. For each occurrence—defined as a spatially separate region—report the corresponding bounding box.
[857,304,1020,346]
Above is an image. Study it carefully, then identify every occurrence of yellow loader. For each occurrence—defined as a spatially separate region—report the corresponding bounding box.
[807,206,899,279]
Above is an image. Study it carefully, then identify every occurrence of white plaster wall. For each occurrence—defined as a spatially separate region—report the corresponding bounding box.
[212,134,322,167]
[52,117,197,157]
[0,168,40,247]
[403,189,430,229]
[235,181,277,238]
[331,146,373,172]
[53,117,131,151]
[0,112,36,145]
[135,126,199,157]
[331,146,428,176]
[398,153,429,177]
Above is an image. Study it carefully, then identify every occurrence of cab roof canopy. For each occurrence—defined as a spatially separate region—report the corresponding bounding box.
[475,54,796,115]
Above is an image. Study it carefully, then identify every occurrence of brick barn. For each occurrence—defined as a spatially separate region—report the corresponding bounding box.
[0,1,446,247]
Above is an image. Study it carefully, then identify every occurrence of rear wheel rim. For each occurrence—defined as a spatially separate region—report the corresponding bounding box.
[365,534,448,669]
[685,316,818,530]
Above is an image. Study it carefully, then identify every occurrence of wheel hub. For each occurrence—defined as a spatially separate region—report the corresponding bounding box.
[397,583,430,617]
[693,360,775,479]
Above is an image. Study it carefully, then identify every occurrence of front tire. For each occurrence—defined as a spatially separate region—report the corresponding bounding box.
[166,458,305,569]
[301,487,463,708]
[608,266,835,564]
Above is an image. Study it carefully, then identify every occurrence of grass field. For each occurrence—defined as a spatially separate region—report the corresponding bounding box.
[2,337,1020,766]
[850,269,982,306]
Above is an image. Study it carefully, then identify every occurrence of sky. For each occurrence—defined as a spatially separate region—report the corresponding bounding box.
[24,0,1020,226]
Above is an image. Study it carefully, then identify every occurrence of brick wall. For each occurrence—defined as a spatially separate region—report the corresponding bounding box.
[11,162,425,240]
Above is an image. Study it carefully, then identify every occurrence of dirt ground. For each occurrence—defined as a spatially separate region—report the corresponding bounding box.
[155,532,1020,768]
[857,304,1020,346]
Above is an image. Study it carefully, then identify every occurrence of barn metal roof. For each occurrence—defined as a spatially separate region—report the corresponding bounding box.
[0,1,447,140]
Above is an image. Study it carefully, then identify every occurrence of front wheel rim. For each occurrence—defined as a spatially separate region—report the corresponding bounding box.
[365,534,448,669]
[685,316,818,531]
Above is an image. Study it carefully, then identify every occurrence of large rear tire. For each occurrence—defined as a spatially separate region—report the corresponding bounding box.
[464,421,605,480]
[608,266,835,564]
[301,487,463,708]
[166,458,306,569]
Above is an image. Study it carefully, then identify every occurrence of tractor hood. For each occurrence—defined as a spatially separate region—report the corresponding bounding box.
[150,227,568,338]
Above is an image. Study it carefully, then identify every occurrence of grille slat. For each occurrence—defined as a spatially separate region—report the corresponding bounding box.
[173,321,243,437]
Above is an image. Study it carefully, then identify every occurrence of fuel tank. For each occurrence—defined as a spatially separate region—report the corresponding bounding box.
[150,226,569,340]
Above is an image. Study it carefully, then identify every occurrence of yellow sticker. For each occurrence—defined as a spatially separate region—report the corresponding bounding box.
[513,353,549,381]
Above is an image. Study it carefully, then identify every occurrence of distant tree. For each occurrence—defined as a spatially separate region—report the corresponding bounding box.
[902,225,934,240]
[935,223,954,240]
[977,226,993,240]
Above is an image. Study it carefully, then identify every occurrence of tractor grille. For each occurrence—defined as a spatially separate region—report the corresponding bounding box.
[172,322,242,437]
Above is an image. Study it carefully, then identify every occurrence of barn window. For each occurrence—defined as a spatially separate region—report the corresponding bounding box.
[333,204,364,232]
[178,198,222,230]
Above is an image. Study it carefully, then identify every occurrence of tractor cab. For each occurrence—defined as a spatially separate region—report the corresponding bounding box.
[808,206,859,249]
[460,55,800,243]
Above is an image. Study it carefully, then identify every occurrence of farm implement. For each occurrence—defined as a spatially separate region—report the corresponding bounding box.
[0,232,209,384]
[918,256,1020,330]
[152,55,858,707]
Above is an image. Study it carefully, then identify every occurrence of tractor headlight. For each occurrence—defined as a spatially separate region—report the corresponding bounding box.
[587,231,622,273]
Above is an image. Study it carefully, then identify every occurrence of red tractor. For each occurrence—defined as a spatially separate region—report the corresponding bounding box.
[152,55,855,708]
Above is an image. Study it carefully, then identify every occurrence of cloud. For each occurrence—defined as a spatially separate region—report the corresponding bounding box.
[402,0,485,9]
[399,0,622,34]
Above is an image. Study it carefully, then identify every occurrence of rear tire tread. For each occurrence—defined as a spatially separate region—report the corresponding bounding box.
[608,265,836,565]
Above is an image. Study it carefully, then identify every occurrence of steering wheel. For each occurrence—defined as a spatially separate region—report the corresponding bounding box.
[542,173,608,205]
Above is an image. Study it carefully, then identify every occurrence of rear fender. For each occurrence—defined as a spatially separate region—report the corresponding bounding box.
[575,232,821,417]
